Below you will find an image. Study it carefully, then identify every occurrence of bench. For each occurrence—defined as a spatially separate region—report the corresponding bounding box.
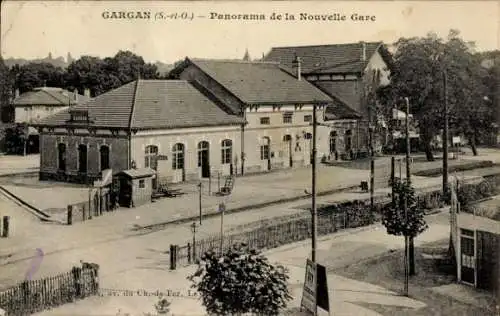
[216,175,235,196]
[154,182,185,198]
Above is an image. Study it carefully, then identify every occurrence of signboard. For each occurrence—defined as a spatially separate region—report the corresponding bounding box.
[301,259,317,314]
[300,259,330,315]
[452,136,461,145]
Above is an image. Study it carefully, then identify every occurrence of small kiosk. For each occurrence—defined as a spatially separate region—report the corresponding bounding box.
[116,168,156,208]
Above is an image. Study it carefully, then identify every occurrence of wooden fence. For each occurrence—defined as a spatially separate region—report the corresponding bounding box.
[67,187,116,225]
[171,208,374,269]
[0,266,99,315]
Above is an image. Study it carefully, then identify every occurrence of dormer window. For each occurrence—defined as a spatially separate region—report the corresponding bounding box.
[69,109,92,123]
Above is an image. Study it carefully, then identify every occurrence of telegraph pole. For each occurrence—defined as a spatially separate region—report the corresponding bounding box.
[405,97,415,277]
[311,104,318,263]
[443,70,449,196]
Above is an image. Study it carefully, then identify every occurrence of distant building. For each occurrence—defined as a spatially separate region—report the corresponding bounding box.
[5,87,90,155]
[11,87,90,124]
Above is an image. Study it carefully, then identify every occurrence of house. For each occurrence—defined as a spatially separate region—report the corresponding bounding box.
[169,58,333,174]
[34,80,244,185]
[4,87,90,154]
[263,41,393,157]
[11,87,90,124]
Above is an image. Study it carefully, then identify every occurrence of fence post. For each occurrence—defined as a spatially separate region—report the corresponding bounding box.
[187,243,192,264]
[170,245,177,270]
[67,205,73,225]
[82,205,86,221]
[2,216,9,238]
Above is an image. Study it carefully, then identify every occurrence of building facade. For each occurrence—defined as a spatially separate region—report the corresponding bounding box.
[170,58,334,174]
[35,80,244,184]
[264,41,392,157]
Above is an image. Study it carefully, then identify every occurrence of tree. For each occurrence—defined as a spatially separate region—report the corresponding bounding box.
[65,51,160,97]
[382,179,428,285]
[188,243,292,316]
[10,62,65,93]
[0,56,13,123]
[379,30,490,160]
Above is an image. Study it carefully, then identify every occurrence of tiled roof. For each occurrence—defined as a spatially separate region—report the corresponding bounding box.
[264,42,384,74]
[130,80,244,129]
[36,80,244,129]
[119,168,156,179]
[12,87,90,106]
[188,59,332,105]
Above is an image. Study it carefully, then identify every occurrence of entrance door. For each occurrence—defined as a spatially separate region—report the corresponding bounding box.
[283,135,292,168]
[260,137,271,171]
[304,133,312,166]
[460,229,476,285]
[172,143,185,183]
[198,141,210,178]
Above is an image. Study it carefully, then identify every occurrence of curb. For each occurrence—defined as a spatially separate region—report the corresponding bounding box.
[0,171,39,179]
[133,185,359,232]
[0,185,52,220]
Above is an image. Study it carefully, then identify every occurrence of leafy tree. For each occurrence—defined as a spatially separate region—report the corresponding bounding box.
[65,51,160,97]
[10,62,65,93]
[382,179,428,277]
[4,123,28,155]
[0,56,14,123]
[188,243,292,316]
[378,30,491,160]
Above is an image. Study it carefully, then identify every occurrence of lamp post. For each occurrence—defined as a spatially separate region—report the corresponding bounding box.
[191,222,197,262]
[311,104,318,263]
[197,182,202,225]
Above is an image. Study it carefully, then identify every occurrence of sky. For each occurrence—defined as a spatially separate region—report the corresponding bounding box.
[1,1,499,64]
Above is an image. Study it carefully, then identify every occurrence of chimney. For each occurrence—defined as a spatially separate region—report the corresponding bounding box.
[292,54,302,81]
[15,89,20,98]
[84,88,91,98]
[360,41,367,61]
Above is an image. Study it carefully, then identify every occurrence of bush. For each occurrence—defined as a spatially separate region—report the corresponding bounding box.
[188,243,292,316]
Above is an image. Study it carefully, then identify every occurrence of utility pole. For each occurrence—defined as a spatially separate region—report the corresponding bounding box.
[443,70,449,196]
[405,97,415,277]
[311,104,318,263]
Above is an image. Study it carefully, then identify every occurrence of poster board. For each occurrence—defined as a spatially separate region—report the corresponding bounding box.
[300,259,330,315]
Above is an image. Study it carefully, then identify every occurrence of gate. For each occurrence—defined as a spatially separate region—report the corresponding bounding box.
[459,228,476,286]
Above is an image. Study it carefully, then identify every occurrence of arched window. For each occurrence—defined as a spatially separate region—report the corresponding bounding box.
[260,137,270,160]
[221,139,232,164]
[197,141,209,167]
[329,131,337,153]
[78,144,87,173]
[57,143,66,171]
[172,143,184,170]
[145,145,159,170]
[100,145,110,171]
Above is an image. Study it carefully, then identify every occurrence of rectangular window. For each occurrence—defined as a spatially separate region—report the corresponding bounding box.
[283,112,293,124]
[260,117,270,125]
[260,145,270,160]
[139,179,145,188]
[78,144,87,173]
[304,115,312,122]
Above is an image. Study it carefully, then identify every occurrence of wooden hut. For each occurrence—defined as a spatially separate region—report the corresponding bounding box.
[115,168,156,207]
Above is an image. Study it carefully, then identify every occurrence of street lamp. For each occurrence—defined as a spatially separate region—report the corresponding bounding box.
[191,222,197,263]
[311,103,318,263]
